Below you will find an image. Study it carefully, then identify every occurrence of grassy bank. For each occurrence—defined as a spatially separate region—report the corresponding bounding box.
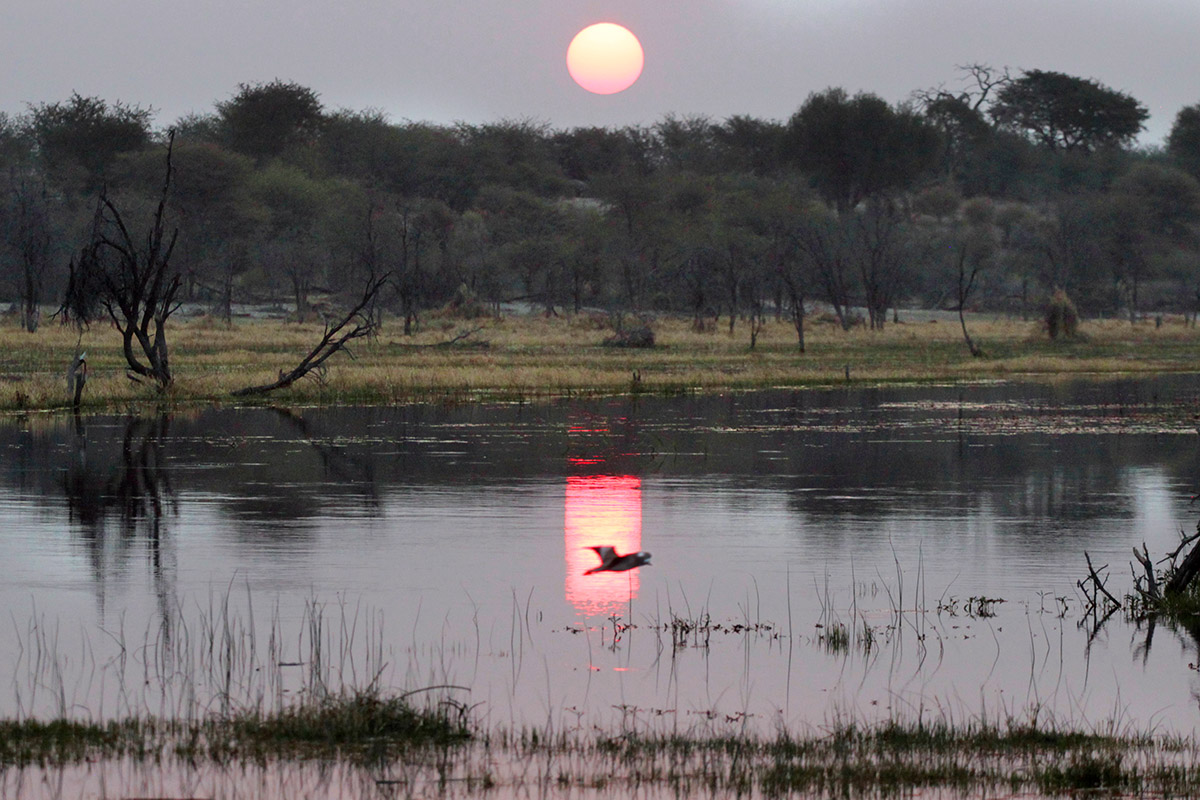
[3,703,1199,797]
[2,311,1200,413]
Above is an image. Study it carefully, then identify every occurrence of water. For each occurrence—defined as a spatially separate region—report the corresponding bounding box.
[3,378,1200,742]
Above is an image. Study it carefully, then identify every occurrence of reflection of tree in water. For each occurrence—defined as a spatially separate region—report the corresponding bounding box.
[268,406,381,510]
[62,413,176,625]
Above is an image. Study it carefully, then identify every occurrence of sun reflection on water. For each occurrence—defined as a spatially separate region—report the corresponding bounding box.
[563,475,642,617]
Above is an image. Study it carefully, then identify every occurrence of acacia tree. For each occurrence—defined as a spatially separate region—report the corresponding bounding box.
[26,93,152,189]
[989,70,1148,152]
[64,135,182,389]
[217,80,325,162]
[783,89,940,214]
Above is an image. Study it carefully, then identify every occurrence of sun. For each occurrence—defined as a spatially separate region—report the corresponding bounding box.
[566,23,644,95]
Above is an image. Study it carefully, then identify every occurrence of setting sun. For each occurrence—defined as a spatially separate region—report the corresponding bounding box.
[566,22,644,95]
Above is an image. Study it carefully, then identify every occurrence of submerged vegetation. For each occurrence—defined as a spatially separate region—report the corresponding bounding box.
[4,312,1200,412]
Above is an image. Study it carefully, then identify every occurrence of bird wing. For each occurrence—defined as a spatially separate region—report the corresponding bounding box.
[588,545,617,566]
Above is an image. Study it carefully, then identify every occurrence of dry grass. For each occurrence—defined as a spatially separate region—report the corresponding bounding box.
[2,311,1198,412]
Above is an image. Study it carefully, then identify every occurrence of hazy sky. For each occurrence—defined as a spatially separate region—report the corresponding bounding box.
[4,0,1198,145]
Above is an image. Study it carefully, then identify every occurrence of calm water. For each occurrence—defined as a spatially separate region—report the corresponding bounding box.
[3,379,1200,740]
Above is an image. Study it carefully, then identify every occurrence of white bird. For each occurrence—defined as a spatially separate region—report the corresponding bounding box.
[584,545,652,575]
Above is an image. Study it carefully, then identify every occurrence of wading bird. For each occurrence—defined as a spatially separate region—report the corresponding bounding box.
[584,545,652,575]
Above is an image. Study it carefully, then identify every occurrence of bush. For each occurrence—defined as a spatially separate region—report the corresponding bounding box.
[602,326,655,348]
[1045,289,1079,339]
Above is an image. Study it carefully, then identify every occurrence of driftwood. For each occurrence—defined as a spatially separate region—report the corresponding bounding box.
[392,326,489,349]
[1121,525,1200,610]
[1079,552,1121,613]
[232,273,388,397]
[1165,530,1200,596]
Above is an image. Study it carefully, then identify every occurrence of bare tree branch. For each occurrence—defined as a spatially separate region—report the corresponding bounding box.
[232,272,390,397]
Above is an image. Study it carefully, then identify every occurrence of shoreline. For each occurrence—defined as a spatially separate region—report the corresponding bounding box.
[3,313,1200,414]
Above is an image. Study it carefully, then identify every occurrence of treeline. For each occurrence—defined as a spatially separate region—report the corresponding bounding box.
[3,67,1200,344]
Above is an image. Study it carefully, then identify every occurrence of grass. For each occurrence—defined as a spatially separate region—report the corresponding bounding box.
[4,310,1200,412]
[0,688,469,768]
[6,709,1198,797]
[4,587,1200,796]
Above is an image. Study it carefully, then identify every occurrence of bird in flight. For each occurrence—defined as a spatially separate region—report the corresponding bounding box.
[584,545,652,575]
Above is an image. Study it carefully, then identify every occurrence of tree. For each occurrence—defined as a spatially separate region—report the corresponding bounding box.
[552,126,646,182]
[146,141,257,320]
[989,70,1148,152]
[713,115,786,176]
[1103,164,1200,320]
[793,204,858,329]
[783,88,940,213]
[940,208,997,356]
[916,64,1010,182]
[1168,103,1200,179]
[63,135,182,389]
[459,119,568,197]
[216,80,325,162]
[26,93,153,188]
[851,202,920,330]
[1,173,56,331]
[242,162,331,314]
[0,112,33,168]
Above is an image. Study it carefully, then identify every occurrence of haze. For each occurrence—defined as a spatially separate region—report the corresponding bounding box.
[3,0,1197,144]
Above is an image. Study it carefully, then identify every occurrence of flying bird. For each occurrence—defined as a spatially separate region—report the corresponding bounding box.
[584,545,652,575]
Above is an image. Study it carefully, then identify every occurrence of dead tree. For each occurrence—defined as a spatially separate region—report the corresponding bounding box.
[64,132,182,389]
[232,272,389,397]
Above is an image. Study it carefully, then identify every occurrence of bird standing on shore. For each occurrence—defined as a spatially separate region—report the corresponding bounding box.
[584,545,652,574]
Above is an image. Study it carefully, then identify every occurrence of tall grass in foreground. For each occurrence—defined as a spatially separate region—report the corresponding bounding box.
[5,313,1200,412]
[3,590,1200,797]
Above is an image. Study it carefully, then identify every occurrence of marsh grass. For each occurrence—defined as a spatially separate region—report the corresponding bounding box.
[589,719,1199,797]
[5,313,1200,412]
[5,592,1200,797]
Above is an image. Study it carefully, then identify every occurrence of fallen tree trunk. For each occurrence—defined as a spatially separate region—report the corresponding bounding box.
[232,273,388,398]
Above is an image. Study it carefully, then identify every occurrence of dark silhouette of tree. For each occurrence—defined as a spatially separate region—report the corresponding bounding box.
[713,115,786,176]
[1168,103,1200,180]
[0,112,33,168]
[1102,164,1200,320]
[941,212,997,355]
[460,119,568,197]
[989,70,1147,152]
[783,88,940,213]
[853,202,921,330]
[552,126,647,182]
[216,80,325,162]
[652,114,721,173]
[26,93,153,188]
[916,64,1010,182]
[793,204,858,329]
[2,173,55,331]
[63,134,182,389]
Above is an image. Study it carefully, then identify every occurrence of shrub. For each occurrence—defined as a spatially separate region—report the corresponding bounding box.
[1045,289,1079,339]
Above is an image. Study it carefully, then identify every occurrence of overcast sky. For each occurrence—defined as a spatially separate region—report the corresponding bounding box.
[4,0,1198,145]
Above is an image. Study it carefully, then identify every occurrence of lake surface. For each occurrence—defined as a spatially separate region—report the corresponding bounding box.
[3,378,1200,743]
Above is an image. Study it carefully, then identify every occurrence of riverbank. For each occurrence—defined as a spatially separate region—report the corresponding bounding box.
[2,311,1199,413]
